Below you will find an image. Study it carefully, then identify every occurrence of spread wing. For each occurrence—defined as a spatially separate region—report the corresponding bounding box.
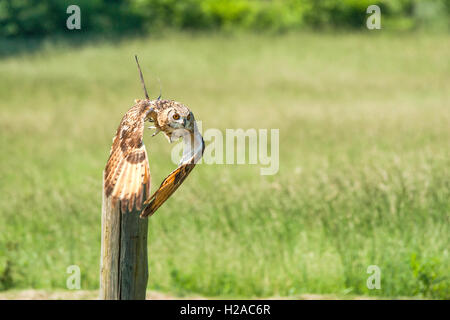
[104,101,154,213]
[140,163,195,218]
[140,129,204,218]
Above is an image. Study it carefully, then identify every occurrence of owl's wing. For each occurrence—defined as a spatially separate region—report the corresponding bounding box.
[140,129,204,218]
[104,100,155,213]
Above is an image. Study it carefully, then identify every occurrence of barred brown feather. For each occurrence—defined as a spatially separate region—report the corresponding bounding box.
[103,100,153,213]
[104,98,204,218]
[141,163,195,218]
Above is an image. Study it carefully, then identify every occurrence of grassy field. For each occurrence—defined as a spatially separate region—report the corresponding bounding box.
[0,32,449,299]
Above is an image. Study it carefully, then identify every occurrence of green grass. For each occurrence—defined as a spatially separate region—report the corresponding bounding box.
[0,32,449,299]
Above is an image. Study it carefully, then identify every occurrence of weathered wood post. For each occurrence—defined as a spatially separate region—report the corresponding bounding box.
[100,173,149,300]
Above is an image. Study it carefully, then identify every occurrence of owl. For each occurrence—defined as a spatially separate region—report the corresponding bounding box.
[103,57,204,218]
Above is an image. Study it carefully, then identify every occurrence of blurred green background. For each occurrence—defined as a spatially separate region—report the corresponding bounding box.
[0,1,449,299]
[0,0,449,37]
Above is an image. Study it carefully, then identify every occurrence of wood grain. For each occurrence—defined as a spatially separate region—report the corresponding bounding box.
[100,172,148,300]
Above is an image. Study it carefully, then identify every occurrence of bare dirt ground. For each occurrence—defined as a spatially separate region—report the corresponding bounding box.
[0,290,194,300]
[0,289,381,300]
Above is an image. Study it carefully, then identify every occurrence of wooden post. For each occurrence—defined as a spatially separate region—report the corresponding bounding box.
[100,174,149,300]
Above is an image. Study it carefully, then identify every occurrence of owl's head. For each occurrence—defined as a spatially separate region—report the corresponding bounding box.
[152,100,196,143]
[166,103,194,131]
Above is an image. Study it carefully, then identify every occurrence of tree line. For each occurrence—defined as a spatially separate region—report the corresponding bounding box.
[1,0,448,37]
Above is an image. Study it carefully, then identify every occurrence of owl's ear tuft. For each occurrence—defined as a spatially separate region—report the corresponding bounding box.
[135,55,150,100]
[134,99,142,104]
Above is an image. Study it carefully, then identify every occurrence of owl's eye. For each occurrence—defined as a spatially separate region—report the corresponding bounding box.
[173,113,180,120]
